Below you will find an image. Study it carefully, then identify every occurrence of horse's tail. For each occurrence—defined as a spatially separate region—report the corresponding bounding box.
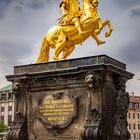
[36,37,50,63]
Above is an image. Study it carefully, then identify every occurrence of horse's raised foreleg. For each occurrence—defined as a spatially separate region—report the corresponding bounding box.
[92,33,105,45]
[104,20,113,37]
[95,20,113,38]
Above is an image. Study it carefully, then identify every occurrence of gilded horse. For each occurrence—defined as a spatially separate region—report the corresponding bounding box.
[36,0,113,63]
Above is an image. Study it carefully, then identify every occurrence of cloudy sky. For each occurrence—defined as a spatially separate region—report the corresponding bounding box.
[0,0,140,95]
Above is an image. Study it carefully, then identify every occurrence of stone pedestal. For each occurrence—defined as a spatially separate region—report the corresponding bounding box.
[6,55,133,140]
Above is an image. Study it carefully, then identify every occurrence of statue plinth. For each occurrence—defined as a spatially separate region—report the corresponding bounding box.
[6,55,133,140]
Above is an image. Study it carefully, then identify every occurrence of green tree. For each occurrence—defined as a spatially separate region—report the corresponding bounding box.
[0,121,7,132]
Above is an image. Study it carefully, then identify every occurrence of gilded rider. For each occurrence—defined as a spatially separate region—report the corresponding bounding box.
[59,0,86,34]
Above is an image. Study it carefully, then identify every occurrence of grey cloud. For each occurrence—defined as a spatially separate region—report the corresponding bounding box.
[13,6,22,12]
[114,0,140,8]
[26,0,59,10]
[10,0,60,15]
[13,0,53,10]
[130,7,140,18]
[27,0,45,9]
[9,0,44,12]
[0,0,11,18]
[118,37,140,71]
[0,41,33,65]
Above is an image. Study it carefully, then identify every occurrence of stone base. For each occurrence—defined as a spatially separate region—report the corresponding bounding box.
[6,55,133,140]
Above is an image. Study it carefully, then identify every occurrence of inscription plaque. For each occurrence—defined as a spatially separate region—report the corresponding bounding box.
[38,92,78,129]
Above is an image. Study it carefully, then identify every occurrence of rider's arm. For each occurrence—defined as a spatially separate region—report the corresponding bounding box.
[60,2,67,15]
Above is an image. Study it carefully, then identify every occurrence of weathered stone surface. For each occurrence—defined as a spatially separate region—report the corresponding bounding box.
[6,55,133,140]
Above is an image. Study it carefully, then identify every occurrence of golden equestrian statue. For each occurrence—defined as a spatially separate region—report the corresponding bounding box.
[36,0,113,63]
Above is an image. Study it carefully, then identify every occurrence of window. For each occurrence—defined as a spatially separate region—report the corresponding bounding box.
[135,103,139,109]
[138,113,140,119]
[0,93,6,100]
[138,124,140,130]
[8,115,12,126]
[133,124,136,130]
[128,113,131,119]
[1,107,5,112]
[129,123,131,129]
[129,103,132,108]
[8,106,12,111]
[134,134,136,139]
[8,93,13,100]
[132,103,135,108]
[133,113,135,119]
[1,116,4,121]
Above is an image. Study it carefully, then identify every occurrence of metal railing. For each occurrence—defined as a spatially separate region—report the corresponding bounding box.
[0,132,7,140]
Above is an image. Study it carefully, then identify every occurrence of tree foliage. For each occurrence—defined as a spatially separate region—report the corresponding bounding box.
[0,121,7,132]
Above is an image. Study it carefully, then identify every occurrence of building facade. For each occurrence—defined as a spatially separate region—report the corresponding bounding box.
[0,84,15,126]
[127,92,140,140]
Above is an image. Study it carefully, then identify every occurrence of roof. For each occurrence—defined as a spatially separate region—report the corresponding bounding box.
[0,84,12,92]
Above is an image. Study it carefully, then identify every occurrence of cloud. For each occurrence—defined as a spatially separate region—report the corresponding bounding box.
[27,0,46,9]
[114,0,140,8]
[118,37,140,71]
[12,0,57,10]
[13,0,45,9]
[130,7,140,17]
[0,41,33,66]
[0,0,57,15]
[0,0,11,18]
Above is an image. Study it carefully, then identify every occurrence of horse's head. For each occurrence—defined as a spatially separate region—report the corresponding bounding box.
[92,0,99,7]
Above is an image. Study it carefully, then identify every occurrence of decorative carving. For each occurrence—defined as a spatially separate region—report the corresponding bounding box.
[12,82,20,95]
[115,77,127,92]
[7,112,28,140]
[114,77,130,139]
[82,109,101,139]
[85,72,99,90]
[85,71,103,111]
[82,72,103,140]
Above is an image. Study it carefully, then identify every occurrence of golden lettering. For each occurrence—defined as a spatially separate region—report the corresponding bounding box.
[43,100,51,104]
[39,97,75,122]
[48,117,65,121]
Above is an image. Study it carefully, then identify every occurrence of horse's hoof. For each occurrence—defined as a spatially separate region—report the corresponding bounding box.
[53,55,58,61]
[53,55,64,61]
[97,41,105,45]
[61,58,66,60]
[105,32,110,37]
